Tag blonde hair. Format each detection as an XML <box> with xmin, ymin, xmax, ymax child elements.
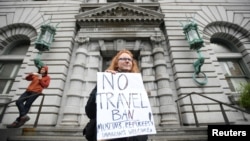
<box><xmin>106</xmin><ymin>49</ymin><xmax>139</xmax><ymax>73</ymax></box>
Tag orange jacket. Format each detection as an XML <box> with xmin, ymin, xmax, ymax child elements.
<box><xmin>26</xmin><ymin>66</ymin><xmax>50</xmax><ymax>93</ymax></box>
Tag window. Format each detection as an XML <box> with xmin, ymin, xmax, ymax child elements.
<box><xmin>0</xmin><ymin>40</ymin><xmax>29</xmax><ymax>95</ymax></box>
<box><xmin>0</xmin><ymin>62</ymin><xmax>21</xmax><ymax>94</ymax></box>
<box><xmin>219</xmin><ymin>60</ymin><xmax>249</xmax><ymax>92</ymax></box>
<box><xmin>212</xmin><ymin>43</ymin><xmax>249</xmax><ymax>92</ymax></box>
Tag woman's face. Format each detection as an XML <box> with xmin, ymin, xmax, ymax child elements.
<box><xmin>40</xmin><ymin>67</ymin><xmax>46</xmax><ymax>74</ymax></box>
<box><xmin>117</xmin><ymin>53</ymin><xmax>133</xmax><ymax>72</ymax></box>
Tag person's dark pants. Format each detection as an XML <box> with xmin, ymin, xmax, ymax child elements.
<box><xmin>15</xmin><ymin>91</ymin><xmax>39</xmax><ymax>121</ymax></box>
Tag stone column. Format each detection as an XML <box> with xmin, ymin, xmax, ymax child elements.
<box><xmin>60</xmin><ymin>37</ymin><xmax>89</xmax><ymax>126</ymax></box>
<box><xmin>140</xmin><ymin>49</ymin><xmax>163</xmax><ymax>125</ymax></box>
<box><xmin>150</xmin><ymin>35</ymin><xmax>178</xmax><ymax>125</ymax></box>
<box><xmin>78</xmin><ymin>39</ymin><xmax>102</xmax><ymax>125</ymax></box>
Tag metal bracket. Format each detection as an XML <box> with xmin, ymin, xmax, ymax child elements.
<box><xmin>192</xmin><ymin>50</ymin><xmax>207</xmax><ymax>85</ymax></box>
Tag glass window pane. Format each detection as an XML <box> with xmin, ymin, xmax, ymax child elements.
<box><xmin>0</xmin><ymin>80</ymin><xmax>14</xmax><ymax>94</ymax></box>
<box><xmin>219</xmin><ymin>62</ymin><xmax>230</xmax><ymax>76</ymax></box>
<box><xmin>220</xmin><ymin>60</ymin><xmax>249</xmax><ymax>92</ymax></box>
<box><xmin>226</xmin><ymin>61</ymin><xmax>244</xmax><ymax>76</ymax></box>
<box><xmin>0</xmin><ymin>79</ymin><xmax>7</xmax><ymax>93</ymax></box>
<box><xmin>230</xmin><ymin>78</ymin><xmax>248</xmax><ymax>92</ymax></box>
<box><xmin>0</xmin><ymin>63</ymin><xmax>20</xmax><ymax>94</ymax></box>
<box><xmin>220</xmin><ymin>60</ymin><xmax>244</xmax><ymax>76</ymax></box>
<box><xmin>0</xmin><ymin>63</ymin><xmax>20</xmax><ymax>78</ymax></box>
<box><xmin>225</xmin><ymin>77</ymin><xmax>235</xmax><ymax>92</ymax></box>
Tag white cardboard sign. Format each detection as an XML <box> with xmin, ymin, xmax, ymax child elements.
<box><xmin>96</xmin><ymin>72</ymin><xmax>156</xmax><ymax>140</ymax></box>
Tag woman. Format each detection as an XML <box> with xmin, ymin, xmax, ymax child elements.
<box><xmin>84</xmin><ymin>49</ymin><xmax>148</xmax><ymax>141</ymax></box>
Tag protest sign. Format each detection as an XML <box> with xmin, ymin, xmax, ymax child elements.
<box><xmin>96</xmin><ymin>72</ymin><xmax>156</xmax><ymax>140</ymax></box>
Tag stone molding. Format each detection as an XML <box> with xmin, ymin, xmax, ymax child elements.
<box><xmin>76</xmin><ymin>2</ymin><xmax>164</xmax><ymax>23</ymax></box>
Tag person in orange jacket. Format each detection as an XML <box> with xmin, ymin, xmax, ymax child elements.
<box><xmin>7</xmin><ymin>66</ymin><xmax>50</xmax><ymax>128</ymax></box>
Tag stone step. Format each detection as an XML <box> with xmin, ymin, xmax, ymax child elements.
<box><xmin>7</xmin><ymin>135</ymin><xmax>207</xmax><ymax>141</ymax></box>
<box><xmin>7</xmin><ymin>136</ymin><xmax>86</xmax><ymax>141</ymax></box>
<box><xmin>154</xmin><ymin>126</ymin><xmax>207</xmax><ymax>136</ymax></box>
<box><xmin>148</xmin><ymin>135</ymin><xmax>207</xmax><ymax>141</ymax></box>
<box><xmin>3</xmin><ymin>126</ymin><xmax>208</xmax><ymax>141</ymax></box>
<box><xmin>17</xmin><ymin>126</ymin><xmax>207</xmax><ymax>136</ymax></box>
<box><xmin>22</xmin><ymin>127</ymin><xmax>84</xmax><ymax>136</ymax></box>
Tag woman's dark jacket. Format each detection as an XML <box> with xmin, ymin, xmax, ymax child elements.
<box><xmin>85</xmin><ymin>85</ymin><xmax>148</xmax><ymax>141</ymax></box>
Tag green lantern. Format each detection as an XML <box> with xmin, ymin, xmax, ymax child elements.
<box><xmin>34</xmin><ymin>21</ymin><xmax>58</xmax><ymax>69</ymax></box>
<box><xmin>182</xmin><ymin>19</ymin><xmax>207</xmax><ymax>85</ymax></box>
<box><xmin>35</xmin><ymin>24</ymin><xmax>56</xmax><ymax>52</ymax></box>
<box><xmin>183</xmin><ymin>21</ymin><xmax>204</xmax><ymax>50</ymax></box>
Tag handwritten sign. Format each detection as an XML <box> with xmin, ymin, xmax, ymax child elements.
<box><xmin>96</xmin><ymin>72</ymin><xmax>156</xmax><ymax>140</ymax></box>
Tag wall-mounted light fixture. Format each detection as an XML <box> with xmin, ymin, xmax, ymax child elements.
<box><xmin>34</xmin><ymin>18</ymin><xmax>58</xmax><ymax>70</ymax></box>
<box><xmin>35</xmin><ymin>24</ymin><xmax>56</xmax><ymax>52</ymax></box>
<box><xmin>182</xmin><ymin>19</ymin><xmax>207</xmax><ymax>85</ymax></box>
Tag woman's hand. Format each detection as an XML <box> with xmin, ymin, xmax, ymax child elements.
<box><xmin>33</xmin><ymin>72</ymin><xmax>39</xmax><ymax>75</ymax></box>
<box><xmin>33</xmin><ymin>72</ymin><xmax>42</xmax><ymax>79</ymax></box>
<box><xmin>105</xmin><ymin>70</ymin><xmax>117</xmax><ymax>74</ymax></box>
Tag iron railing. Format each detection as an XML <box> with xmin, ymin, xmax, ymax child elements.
<box><xmin>175</xmin><ymin>92</ymin><xmax>250</xmax><ymax>127</ymax></box>
<box><xmin>0</xmin><ymin>93</ymin><xmax>45</xmax><ymax>128</ymax></box>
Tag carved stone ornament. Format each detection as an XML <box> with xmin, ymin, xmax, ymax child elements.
<box><xmin>150</xmin><ymin>35</ymin><xmax>165</xmax><ymax>43</ymax></box>
<box><xmin>75</xmin><ymin>2</ymin><xmax>164</xmax><ymax>23</ymax></box>
<box><xmin>75</xmin><ymin>36</ymin><xmax>90</xmax><ymax>44</ymax></box>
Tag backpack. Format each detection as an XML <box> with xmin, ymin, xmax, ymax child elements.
<box><xmin>83</xmin><ymin>118</ymin><xmax>96</xmax><ymax>141</ymax></box>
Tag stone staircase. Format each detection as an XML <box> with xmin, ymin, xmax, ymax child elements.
<box><xmin>1</xmin><ymin>126</ymin><xmax>208</xmax><ymax>141</ymax></box>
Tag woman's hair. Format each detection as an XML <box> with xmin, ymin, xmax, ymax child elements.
<box><xmin>106</xmin><ymin>49</ymin><xmax>139</xmax><ymax>73</ymax></box>
<box><xmin>38</xmin><ymin>66</ymin><xmax>48</xmax><ymax>75</ymax></box>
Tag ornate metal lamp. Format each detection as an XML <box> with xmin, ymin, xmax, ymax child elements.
<box><xmin>183</xmin><ymin>21</ymin><xmax>204</xmax><ymax>50</ymax></box>
<box><xmin>182</xmin><ymin>19</ymin><xmax>207</xmax><ymax>85</ymax></box>
<box><xmin>34</xmin><ymin>22</ymin><xmax>58</xmax><ymax>70</ymax></box>
<box><xmin>35</xmin><ymin>24</ymin><xmax>56</xmax><ymax>52</ymax></box>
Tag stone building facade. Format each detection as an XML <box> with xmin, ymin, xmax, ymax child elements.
<box><xmin>0</xmin><ymin>0</ymin><xmax>249</xmax><ymax>129</ymax></box>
